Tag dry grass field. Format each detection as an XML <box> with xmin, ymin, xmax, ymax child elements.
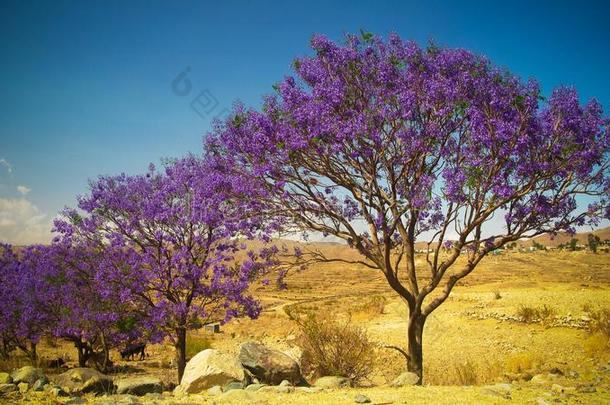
<box><xmin>4</xmin><ymin>242</ymin><xmax>610</xmax><ymax>404</ymax></box>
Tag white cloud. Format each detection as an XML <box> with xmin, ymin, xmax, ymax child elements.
<box><xmin>0</xmin><ymin>197</ymin><xmax>53</xmax><ymax>245</ymax></box>
<box><xmin>0</xmin><ymin>158</ymin><xmax>12</xmax><ymax>174</ymax></box>
<box><xmin>17</xmin><ymin>185</ymin><xmax>31</xmax><ymax>195</ymax></box>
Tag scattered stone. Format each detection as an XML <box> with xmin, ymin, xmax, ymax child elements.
<box><xmin>355</xmin><ymin>393</ymin><xmax>371</xmax><ymax>403</ymax></box>
<box><xmin>276</xmin><ymin>384</ymin><xmax>293</xmax><ymax>393</ymax></box>
<box><xmin>548</xmin><ymin>367</ymin><xmax>563</xmax><ymax>376</ymax></box>
<box><xmin>32</xmin><ymin>378</ymin><xmax>47</xmax><ymax>391</ymax></box>
<box><xmin>0</xmin><ymin>383</ymin><xmax>17</xmax><ymax>395</ymax></box>
<box><xmin>207</xmin><ymin>385</ymin><xmax>223</xmax><ymax>396</ymax></box>
<box><xmin>390</xmin><ymin>372</ymin><xmax>419</xmax><ymax>387</ymax></box>
<box><xmin>314</xmin><ymin>376</ymin><xmax>352</xmax><ymax>389</ymax></box>
<box><xmin>55</xmin><ymin>367</ymin><xmax>116</xmax><ymax>395</ymax></box>
<box><xmin>530</xmin><ymin>374</ymin><xmax>550</xmax><ymax>385</ymax></box>
<box><xmin>48</xmin><ymin>384</ymin><xmax>69</xmax><ymax>397</ymax></box>
<box><xmin>296</xmin><ymin>386</ymin><xmax>322</xmax><ymax>393</ymax></box>
<box><xmin>245</xmin><ymin>383</ymin><xmax>266</xmax><ymax>392</ymax></box>
<box><xmin>481</xmin><ymin>383</ymin><xmax>512</xmax><ymax>399</ymax></box>
<box><xmin>224</xmin><ymin>381</ymin><xmax>244</xmax><ymax>392</ymax></box>
<box><xmin>239</xmin><ymin>342</ymin><xmax>303</xmax><ymax>385</ymax></box>
<box><xmin>567</xmin><ymin>370</ymin><xmax>579</xmax><ymax>379</ymax></box>
<box><xmin>279</xmin><ymin>379</ymin><xmax>292</xmax><ymax>387</ymax></box>
<box><xmin>17</xmin><ymin>382</ymin><xmax>29</xmax><ymax>393</ymax></box>
<box><xmin>174</xmin><ymin>349</ymin><xmax>244</xmax><ymax>395</ymax></box>
<box><xmin>0</xmin><ymin>373</ymin><xmax>12</xmax><ymax>384</ymax></box>
<box><xmin>116</xmin><ymin>376</ymin><xmax>163</xmax><ymax>396</ymax></box>
<box><xmin>551</xmin><ymin>384</ymin><xmax>565</xmax><ymax>394</ymax></box>
<box><xmin>10</xmin><ymin>366</ymin><xmax>45</xmax><ymax>385</ymax></box>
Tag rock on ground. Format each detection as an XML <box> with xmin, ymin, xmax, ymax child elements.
<box><xmin>54</xmin><ymin>367</ymin><xmax>115</xmax><ymax>395</ymax></box>
<box><xmin>17</xmin><ymin>382</ymin><xmax>29</xmax><ymax>393</ymax></box>
<box><xmin>174</xmin><ymin>349</ymin><xmax>244</xmax><ymax>395</ymax></box>
<box><xmin>115</xmin><ymin>376</ymin><xmax>163</xmax><ymax>396</ymax></box>
<box><xmin>239</xmin><ymin>341</ymin><xmax>303</xmax><ymax>385</ymax></box>
<box><xmin>10</xmin><ymin>366</ymin><xmax>45</xmax><ymax>385</ymax></box>
<box><xmin>480</xmin><ymin>383</ymin><xmax>512</xmax><ymax>399</ymax></box>
<box><xmin>390</xmin><ymin>372</ymin><xmax>420</xmax><ymax>387</ymax></box>
<box><xmin>314</xmin><ymin>376</ymin><xmax>352</xmax><ymax>389</ymax></box>
<box><xmin>355</xmin><ymin>393</ymin><xmax>371</xmax><ymax>403</ymax></box>
<box><xmin>0</xmin><ymin>373</ymin><xmax>12</xmax><ymax>384</ymax></box>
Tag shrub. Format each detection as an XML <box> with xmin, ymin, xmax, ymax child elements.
<box><xmin>516</xmin><ymin>305</ymin><xmax>538</xmax><ymax>323</ymax></box>
<box><xmin>296</xmin><ymin>313</ymin><xmax>375</xmax><ymax>384</ymax></box>
<box><xmin>516</xmin><ymin>304</ymin><xmax>556</xmax><ymax>325</ymax></box>
<box><xmin>587</xmin><ymin>308</ymin><xmax>610</xmax><ymax>337</ymax></box>
<box><xmin>186</xmin><ymin>334</ymin><xmax>212</xmax><ymax>360</ymax></box>
<box><xmin>493</xmin><ymin>291</ymin><xmax>502</xmax><ymax>300</ymax></box>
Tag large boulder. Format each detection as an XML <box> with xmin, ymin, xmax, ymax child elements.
<box><xmin>54</xmin><ymin>368</ymin><xmax>115</xmax><ymax>395</ymax></box>
<box><xmin>239</xmin><ymin>342</ymin><xmax>303</xmax><ymax>385</ymax></box>
<box><xmin>10</xmin><ymin>366</ymin><xmax>45</xmax><ymax>385</ymax></box>
<box><xmin>174</xmin><ymin>349</ymin><xmax>244</xmax><ymax>395</ymax></box>
<box><xmin>115</xmin><ymin>376</ymin><xmax>163</xmax><ymax>395</ymax></box>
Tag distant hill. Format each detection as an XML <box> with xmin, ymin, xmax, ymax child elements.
<box><xmin>522</xmin><ymin>226</ymin><xmax>610</xmax><ymax>248</ymax></box>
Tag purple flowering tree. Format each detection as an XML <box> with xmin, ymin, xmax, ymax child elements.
<box><xmin>0</xmin><ymin>244</ymin><xmax>52</xmax><ymax>363</ymax></box>
<box><xmin>36</xmin><ymin>240</ymin><xmax>145</xmax><ymax>371</ymax></box>
<box><xmin>56</xmin><ymin>156</ymin><xmax>273</xmax><ymax>382</ymax></box>
<box><xmin>206</xmin><ymin>33</ymin><xmax>610</xmax><ymax>383</ymax></box>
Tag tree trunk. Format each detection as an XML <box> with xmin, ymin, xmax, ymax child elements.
<box><xmin>406</xmin><ymin>313</ymin><xmax>425</xmax><ymax>385</ymax></box>
<box><xmin>29</xmin><ymin>342</ymin><xmax>37</xmax><ymax>364</ymax></box>
<box><xmin>175</xmin><ymin>328</ymin><xmax>187</xmax><ymax>384</ymax></box>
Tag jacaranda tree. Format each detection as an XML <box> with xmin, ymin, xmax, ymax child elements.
<box><xmin>0</xmin><ymin>244</ymin><xmax>51</xmax><ymax>362</ymax></box>
<box><xmin>36</xmin><ymin>240</ymin><xmax>145</xmax><ymax>371</ymax></box>
<box><xmin>57</xmin><ymin>156</ymin><xmax>275</xmax><ymax>382</ymax></box>
<box><xmin>206</xmin><ymin>33</ymin><xmax>610</xmax><ymax>383</ymax></box>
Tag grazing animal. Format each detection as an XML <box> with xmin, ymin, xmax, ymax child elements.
<box><xmin>46</xmin><ymin>357</ymin><xmax>65</xmax><ymax>368</ymax></box>
<box><xmin>120</xmin><ymin>343</ymin><xmax>146</xmax><ymax>361</ymax></box>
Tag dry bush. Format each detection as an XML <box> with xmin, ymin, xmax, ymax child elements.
<box><xmin>375</xmin><ymin>347</ymin><xmax>405</xmax><ymax>384</ymax></box>
<box><xmin>186</xmin><ymin>334</ymin><xmax>212</xmax><ymax>360</ymax></box>
<box><xmin>427</xmin><ymin>356</ymin><xmax>501</xmax><ymax>386</ymax></box>
<box><xmin>587</xmin><ymin>308</ymin><xmax>610</xmax><ymax>337</ymax></box>
<box><xmin>516</xmin><ymin>304</ymin><xmax>556</xmax><ymax>325</ymax></box>
<box><xmin>296</xmin><ymin>313</ymin><xmax>375</xmax><ymax>385</ymax></box>
<box><xmin>493</xmin><ymin>291</ymin><xmax>502</xmax><ymax>300</ymax></box>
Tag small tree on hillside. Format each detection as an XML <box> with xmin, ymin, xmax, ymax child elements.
<box><xmin>55</xmin><ymin>156</ymin><xmax>275</xmax><ymax>383</ymax></box>
<box><xmin>207</xmin><ymin>33</ymin><xmax>610</xmax><ymax>383</ymax></box>
<box><xmin>569</xmin><ymin>238</ymin><xmax>579</xmax><ymax>251</ymax></box>
<box><xmin>588</xmin><ymin>233</ymin><xmax>601</xmax><ymax>253</ymax></box>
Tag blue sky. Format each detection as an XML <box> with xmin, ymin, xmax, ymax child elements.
<box><xmin>1</xmin><ymin>0</ymin><xmax>609</xmax><ymax>243</ymax></box>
